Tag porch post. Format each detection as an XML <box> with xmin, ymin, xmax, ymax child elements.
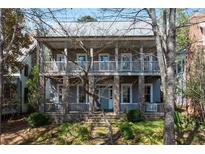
<box><xmin>39</xmin><ymin>75</ymin><xmax>45</xmax><ymax>112</ymax></box>
<box><xmin>63</xmin><ymin>76</ymin><xmax>69</xmax><ymax>114</ymax></box>
<box><xmin>114</xmin><ymin>75</ymin><xmax>120</xmax><ymax>114</ymax></box>
<box><xmin>90</xmin><ymin>48</ymin><xmax>94</xmax><ymax>72</ymax></box>
<box><xmin>64</xmin><ymin>47</ymin><xmax>68</xmax><ymax>72</ymax></box>
<box><xmin>38</xmin><ymin>41</ymin><xmax>45</xmax><ymax>112</ymax></box>
<box><xmin>115</xmin><ymin>45</ymin><xmax>119</xmax><ymax>72</ymax></box>
<box><xmin>88</xmin><ymin>75</ymin><xmax>94</xmax><ymax>113</ymax></box>
<box><xmin>140</xmin><ymin>44</ymin><xmax>144</xmax><ymax>73</ymax></box>
<box><xmin>138</xmin><ymin>75</ymin><xmax>145</xmax><ymax>114</ymax></box>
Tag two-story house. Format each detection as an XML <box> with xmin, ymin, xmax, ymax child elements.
<box><xmin>2</xmin><ymin>40</ymin><xmax>36</xmax><ymax>116</ymax></box>
<box><xmin>36</xmin><ymin>21</ymin><xmax>164</xmax><ymax>120</ymax></box>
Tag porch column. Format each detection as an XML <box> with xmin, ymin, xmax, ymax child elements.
<box><xmin>64</xmin><ymin>47</ymin><xmax>68</xmax><ymax>72</ymax></box>
<box><xmin>114</xmin><ymin>75</ymin><xmax>120</xmax><ymax>114</ymax></box>
<box><xmin>138</xmin><ymin>75</ymin><xmax>145</xmax><ymax>114</ymax></box>
<box><xmin>115</xmin><ymin>45</ymin><xmax>119</xmax><ymax>72</ymax></box>
<box><xmin>39</xmin><ymin>75</ymin><xmax>45</xmax><ymax>112</ymax></box>
<box><xmin>90</xmin><ymin>48</ymin><xmax>94</xmax><ymax>72</ymax></box>
<box><xmin>38</xmin><ymin>41</ymin><xmax>46</xmax><ymax>112</ymax></box>
<box><xmin>140</xmin><ymin>44</ymin><xmax>144</xmax><ymax>73</ymax></box>
<box><xmin>88</xmin><ymin>75</ymin><xmax>94</xmax><ymax>113</ymax></box>
<box><xmin>63</xmin><ymin>76</ymin><xmax>69</xmax><ymax>114</ymax></box>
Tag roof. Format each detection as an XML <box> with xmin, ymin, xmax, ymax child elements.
<box><xmin>43</xmin><ymin>21</ymin><xmax>153</xmax><ymax>37</ymax></box>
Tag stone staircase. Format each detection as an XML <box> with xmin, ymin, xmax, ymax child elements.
<box><xmin>86</xmin><ymin>112</ymin><xmax>126</xmax><ymax>126</ymax></box>
<box><xmin>143</xmin><ymin>112</ymin><xmax>164</xmax><ymax>120</ymax></box>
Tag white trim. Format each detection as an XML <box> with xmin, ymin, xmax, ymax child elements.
<box><xmin>120</xmin><ymin>53</ymin><xmax>132</xmax><ymax>71</ymax></box>
<box><xmin>77</xmin><ymin>84</ymin><xmax>88</xmax><ymax>104</ymax></box>
<box><xmin>144</xmin><ymin>83</ymin><xmax>153</xmax><ymax>103</ymax></box>
<box><xmin>121</xmin><ymin>83</ymin><xmax>132</xmax><ymax>104</ymax></box>
<box><xmin>98</xmin><ymin>53</ymin><xmax>110</xmax><ymax>71</ymax></box>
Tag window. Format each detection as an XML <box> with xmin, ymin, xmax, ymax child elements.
<box><xmin>77</xmin><ymin>85</ymin><xmax>87</xmax><ymax>103</ymax></box>
<box><xmin>58</xmin><ymin>84</ymin><xmax>63</xmax><ymax>103</ymax></box>
<box><xmin>121</xmin><ymin>84</ymin><xmax>132</xmax><ymax>103</ymax></box>
<box><xmin>121</xmin><ymin>53</ymin><xmax>132</xmax><ymax>71</ymax></box>
<box><xmin>77</xmin><ymin>54</ymin><xmax>87</xmax><ymax>69</ymax></box>
<box><xmin>77</xmin><ymin>54</ymin><xmax>87</xmax><ymax>61</ymax></box>
<box><xmin>24</xmin><ymin>65</ymin><xmax>29</xmax><ymax>77</ymax></box>
<box><xmin>56</xmin><ymin>54</ymin><xmax>65</xmax><ymax>62</ymax></box>
<box><xmin>176</xmin><ymin>59</ymin><xmax>184</xmax><ymax>74</ymax></box>
<box><xmin>99</xmin><ymin>54</ymin><xmax>109</xmax><ymax>70</ymax></box>
<box><xmin>145</xmin><ymin>84</ymin><xmax>153</xmax><ymax>103</ymax></box>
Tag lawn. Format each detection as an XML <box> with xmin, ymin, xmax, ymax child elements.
<box><xmin>1</xmin><ymin>118</ymin><xmax>204</xmax><ymax>145</ymax></box>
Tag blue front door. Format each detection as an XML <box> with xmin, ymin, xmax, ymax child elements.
<box><xmin>99</xmin><ymin>86</ymin><xmax>113</xmax><ymax>111</ymax></box>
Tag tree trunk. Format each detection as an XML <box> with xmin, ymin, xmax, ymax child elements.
<box><xmin>0</xmin><ymin>8</ymin><xmax>3</xmax><ymax>145</ymax></box>
<box><xmin>148</xmin><ymin>8</ymin><xmax>176</xmax><ymax>145</ymax></box>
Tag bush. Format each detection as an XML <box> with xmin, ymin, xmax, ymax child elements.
<box><xmin>76</xmin><ymin>126</ymin><xmax>90</xmax><ymax>141</ymax></box>
<box><xmin>26</xmin><ymin>112</ymin><xmax>49</xmax><ymax>127</ymax></box>
<box><xmin>127</xmin><ymin>110</ymin><xmax>142</xmax><ymax>122</ymax></box>
<box><xmin>119</xmin><ymin>122</ymin><xmax>134</xmax><ymax>140</ymax></box>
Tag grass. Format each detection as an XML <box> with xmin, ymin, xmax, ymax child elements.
<box><xmin>29</xmin><ymin>120</ymin><xmax>165</xmax><ymax>145</ymax></box>
<box><xmin>31</xmin><ymin>122</ymin><xmax>92</xmax><ymax>145</ymax></box>
<box><xmin>3</xmin><ymin>116</ymin><xmax>204</xmax><ymax>145</ymax></box>
<box><xmin>114</xmin><ymin>120</ymin><xmax>164</xmax><ymax>144</ymax></box>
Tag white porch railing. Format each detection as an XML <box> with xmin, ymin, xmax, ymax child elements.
<box><xmin>120</xmin><ymin>103</ymin><xmax>140</xmax><ymax>112</ymax></box>
<box><xmin>143</xmin><ymin>103</ymin><xmax>164</xmax><ymax>112</ymax></box>
<box><xmin>68</xmin><ymin>103</ymin><xmax>89</xmax><ymax>112</ymax></box>
<box><xmin>44</xmin><ymin>103</ymin><xmax>89</xmax><ymax>113</ymax></box>
<box><xmin>44</xmin><ymin>61</ymin><xmax>160</xmax><ymax>74</ymax></box>
<box><xmin>44</xmin><ymin>102</ymin><xmax>164</xmax><ymax>113</ymax></box>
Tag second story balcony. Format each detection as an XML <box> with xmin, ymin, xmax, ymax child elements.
<box><xmin>43</xmin><ymin>60</ymin><xmax>160</xmax><ymax>75</ymax></box>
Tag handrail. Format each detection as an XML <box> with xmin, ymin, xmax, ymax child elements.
<box><xmin>43</xmin><ymin>60</ymin><xmax>160</xmax><ymax>74</ymax></box>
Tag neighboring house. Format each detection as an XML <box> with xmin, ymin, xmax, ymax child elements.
<box><xmin>2</xmin><ymin>40</ymin><xmax>37</xmax><ymax>115</ymax></box>
<box><xmin>36</xmin><ymin>21</ymin><xmax>164</xmax><ymax>120</ymax></box>
<box><xmin>175</xmin><ymin>12</ymin><xmax>205</xmax><ymax>109</ymax></box>
<box><xmin>187</xmin><ymin>12</ymin><xmax>205</xmax><ymax>71</ymax></box>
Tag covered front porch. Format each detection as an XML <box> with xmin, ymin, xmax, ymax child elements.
<box><xmin>41</xmin><ymin>75</ymin><xmax>164</xmax><ymax>115</ymax></box>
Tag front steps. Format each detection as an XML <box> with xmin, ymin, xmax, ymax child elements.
<box><xmin>143</xmin><ymin>112</ymin><xmax>164</xmax><ymax>120</ymax></box>
<box><xmin>86</xmin><ymin>112</ymin><xmax>126</xmax><ymax>126</ymax></box>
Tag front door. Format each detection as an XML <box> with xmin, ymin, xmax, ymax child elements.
<box><xmin>98</xmin><ymin>86</ymin><xmax>113</xmax><ymax>111</ymax></box>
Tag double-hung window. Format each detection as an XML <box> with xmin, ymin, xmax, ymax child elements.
<box><xmin>77</xmin><ymin>54</ymin><xmax>87</xmax><ymax>70</ymax></box>
<box><xmin>121</xmin><ymin>53</ymin><xmax>132</xmax><ymax>71</ymax></box>
<box><xmin>121</xmin><ymin>84</ymin><xmax>132</xmax><ymax>103</ymax></box>
<box><xmin>99</xmin><ymin>54</ymin><xmax>109</xmax><ymax>71</ymax></box>
<box><xmin>77</xmin><ymin>85</ymin><xmax>87</xmax><ymax>103</ymax></box>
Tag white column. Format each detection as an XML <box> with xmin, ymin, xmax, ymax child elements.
<box><xmin>90</xmin><ymin>48</ymin><xmax>94</xmax><ymax>71</ymax></box>
<box><xmin>140</xmin><ymin>44</ymin><xmax>144</xmax><ymax>72</ymax></box>
<box><xmin>115</xmin><ymin>46</ymin><xmax>119</xmax><ymax>72</ymax></box>
<box><xmin>64</xmin><ymin>47</ymin><xmax>68</xmax><ymax>72</ymax></box>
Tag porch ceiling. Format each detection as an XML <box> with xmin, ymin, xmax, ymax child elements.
<box><xmin>37</xmin><ymin>36</ymin><xmax>156</xmax><ymax>50</ymax></box>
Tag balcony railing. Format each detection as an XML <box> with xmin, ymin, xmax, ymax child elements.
<box><xmin>44</xmin><ymin>61</ymin><xmax>160</xmax><ymax>74</ymax></box>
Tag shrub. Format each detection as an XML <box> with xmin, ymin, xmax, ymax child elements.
<box><xmin>119</xmin><ymin>122</ymin><xmax>134</xmax><ymax>140</ymax></box>
<box><xmin>26</xmin><ymin>112</ymin><xmax>49</xmax><ymax>127</ymax></box>
<box><xmin>76</xmin><ymin>125</ymin><xmax>90</xmax><ymax>141</ymax></box>
<box><xmin>127</xmin><ymin>110</ymin><xmax>142</xmax><ymax>122</ymax></box>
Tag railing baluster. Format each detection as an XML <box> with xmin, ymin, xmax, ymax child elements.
<box><xmin>44</xmin><ymin>60</ymin><xmax>160</xmax><ymax>74</ymax></box>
